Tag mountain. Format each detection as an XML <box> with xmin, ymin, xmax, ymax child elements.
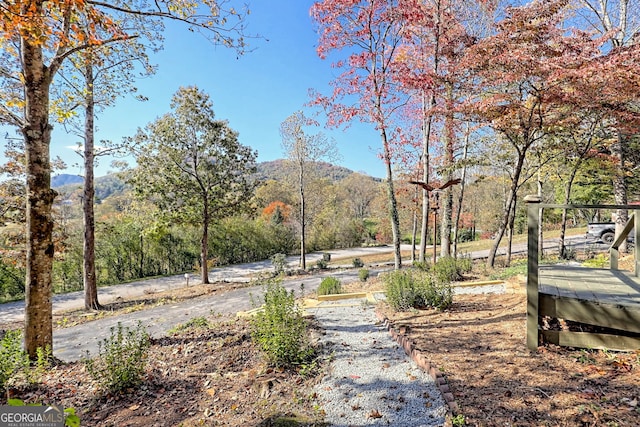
<box><xmin>256</xmin><ymin>160</ymin><xmax>357</xmax><ymax>182</ymax></box>
<box><xmin>52</xmin><ymin>159</ymin><xmax>370</xmax><ymax>203</ymax></box>
<box><xmin>52</xmin><ymin>174</ymin><xmax>83</xmax><ymax>187</ymax></box>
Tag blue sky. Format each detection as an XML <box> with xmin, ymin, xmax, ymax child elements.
<box><xmin>42</xmin><ymin>0</ymin><xmax>386</xmax><ymax>179</ymax></box>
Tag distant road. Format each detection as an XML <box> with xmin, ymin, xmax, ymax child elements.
<box><xmin>0</xmin><ymin>235</ymin><xmax>600</xmax><ymax>326</ymax></box>
<box><xmin>1</xmin><ymin>235</ymin><xmax>603</xmax><ymax>360</ymax></box>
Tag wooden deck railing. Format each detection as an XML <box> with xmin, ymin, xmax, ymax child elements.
<box><xmin>609</xmin><ymin>213</ymin><xmax>639</xmax><ymax>276</ymax></box>
<box><xmin>524</xmin><ymin>196</ymin><xmax>640</xmax><ymax>350</ymax></box>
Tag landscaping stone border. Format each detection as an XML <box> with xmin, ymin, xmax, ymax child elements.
<box><xmin>375</xmin><ymin>308</ymin><xmax>459</xmax><ymax>426</ymax></box>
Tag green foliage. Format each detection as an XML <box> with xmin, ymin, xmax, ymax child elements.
<box><xmin>488</xmin><ymin>259</ymin><xmax>528</xmax><ymax>280</ymax></box>
<box><xmin>412</xmin><ymin>260</ymin><xmax>431</xmax><ymax>271</ymax></box>
<box><xmin>315</xmin><ymin>258</ymin><xmax>328</xmax><ymax>270</ymax></box>
<box><xmin>250</xmin><ymin>279</ymin><xmax>314</xmax><ymax>368</ymax></box>
<box><xmin>0</xmin><ymin>260</ymin><xmax>25</xmax><ymax>303</ymax></box>
<box><xmin>84</xmin><ymin>322</ymin><xmax>150</xmax><ymax>393</ymax></box>
<box><xmin>383</xmin><ymin>270</ymin><xmax>452</xmax><ymax>311</ymax></box>
<box><xmin>169</xmin><ymin>316</ymin><xmax>211</xmax><ymax>334</ymax></box>
<box><xmin>432</xmin><ymin>256</ymin><xmax>472</xmax><ymax>283</ymax></box>
<box><xmin>317</xmin><ymin>276</ymin><xmax>342</xmax><ymax>296</ymax></box>
<box><xmin>358</xmin><ymin>268</ymin><xmax>370</xmax><ymax>282</ymax></box>
<box><xmin>352</xmin><ymin>257</ymin><xmax>364</xmax><ymax>268</ymax></box>
<box><xmin>96</xmin><ymin>219</ymin><xmax>199</xmax><ymax>286</ymax></box>
<box><xmin>271</xmin><ymin>253</ymin><xmax>288</xmax><ymax>275</ymax></box>
<box><xmin>0</xmin><ymin>330</ymin><xmax>29</xmax><ymax>392</ymax></box>
<box><xmin>451</xmin><ymin>414</ymin><xmax>466</xmax><ymax>426</ymax></box>
<box><xmin>457</xmin><ymin>229</ymin><xmax>476</xmax><ymax>242</ymax></box>
<box><xmin>210</xmin><ymin>217</ymin><xmax>297</xmax><ymax>266</ymax></box>
<box><xmin>582</xmin><ymin>253</ymin><xmax>609</xmax><ymax>268</ymax></box>
<box><xmin>129</xmin><ymin>87</ymin><xmax>257</xmax><ymax>226</ymax></box>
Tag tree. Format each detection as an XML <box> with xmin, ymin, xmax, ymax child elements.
<box><xmin>311</xmin><ymin>0</ymin><xmax>410</xmax><ymax>269</ymax></box>
<box><xmin>279</xmin><ymin>110</ymin><xmax>337</xmax><ymax>270</ymax></box>
<box><xmin>129</xmin><ymin>86</ymin><xmax>257</xmax><ymax>284</ymax></box>
<box><xmin>0</xmin><ymin>0</ymin><xmax>251</xmax><ymax>358</ymax></box>
<box><xmin>55</xmin><ymin>26</ymin><xmax>156</xmax><ymax>310</ymax></box>
<box><xmin>462</xmin><ymin>0</ymin><xmax>603</xmax><ymax>267</ymax></box>
<box><xmin>565</xmin><ymin>0</ymin><xmax>640</xmax><ymax>250</ymax></box>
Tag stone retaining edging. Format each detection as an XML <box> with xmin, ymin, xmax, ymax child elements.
<box><xmin>375</xmin><ymin>308</ymin><xmax>459</xmax><ymax>426</ymax></box>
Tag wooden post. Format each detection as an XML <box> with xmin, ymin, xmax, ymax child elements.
<box><xmin>524</xmin><ymin>195</ymin><xmax>541</xmax><ymax>351</ymax></box>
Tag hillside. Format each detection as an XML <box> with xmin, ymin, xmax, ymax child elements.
<box><xmin>52</xmin><ymin>160</ymin><xmax>370</xmax><ymax>202</ymax></box>
<box><xmin>51</xmin><ymin>174</ymin><xmax>83</xmax><ymax>187</ymax></box>
<box><xmin>255</xmin><ymin>160</ymin><xmax>358</xmax><ymax>182</ymax></box>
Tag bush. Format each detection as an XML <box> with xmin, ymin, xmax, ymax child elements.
<box><xmin>352</xmin><ymin>258</ymin><xmax>364</xmax><ymax>268</ymax></box>
<box><xmin>0</xmin><ymin>330</ymin><xmax>29</xmax><ymax>392</ymax></box>
<box><xmin>432</xmin><ymin>256</ymin><xmax>471</xmax><ymax>283</ymax></box>
<box><xmin>316</xmin><ymin>259</ymin><xmax>328</xmax><ymax>270</ymax></box>
<box><xmin>271</xmin><ymin>253</ymin><xmax>288</xmax><ymax>275</ymax></box>
<box><xmin>412</xmin><ymin>260</ymin><xmax>430</xmax><ymax>271</ymax></box>
<box><xmin>317</xmin><ymin>277</ymin><xmax>342</xmax><ymax>296</ymax></box>
<box><xmin>250</xmin><ymin>279</ymin><xmax>313</xmax><ymax>368</ymax></box>
<box><xmin>84</xmin><ymin>322</ymin><xmax>150</xmax><ymax>393</ymax></box>
<box><xmin>383</xmin><ymin>270</ymin><xmax>452</xmax><ymax>311</ymax></box>
<box><xmin>359</xmin><ymin>268</ymin><xmax>370</xmax><ymax>282</ymax></box>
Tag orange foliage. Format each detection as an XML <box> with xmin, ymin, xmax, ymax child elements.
<box><xmin>0</xmin><ymin>1</ymin><xmax>124</xmax><ymax>49</ymax></box>
<box><xmin>262</xmin><ymin>201</ymin><xmax>292</xmax><ymax>222</ymax></box>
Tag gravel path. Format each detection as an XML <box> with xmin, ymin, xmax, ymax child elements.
<box><xmin>309</xmin><ymin>303</ymin><xmax>448</xmax><ymax>426</ymax></box>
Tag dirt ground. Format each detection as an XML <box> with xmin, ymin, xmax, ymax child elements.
<box><xmin>3</xmin><ymin>268</ymin><xmax>640</xmax><ymax>426</ymax></box>
<box><xmin>377</xmin><ymin>276</ymin><xmax>640</xmax><ymax>427</ymax></box>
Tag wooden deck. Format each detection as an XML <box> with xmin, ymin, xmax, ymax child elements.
<box><xmin>538</xmin><ymin>265</ymin><xmax>640</xmax><ymax>350</ymax></box>
<box><xmin>525</xmin><ymin>197</ymin><xmax>640</xmax><ymax>351</ymax></box>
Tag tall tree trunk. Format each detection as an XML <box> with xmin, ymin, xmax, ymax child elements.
<box><xmin>440</xmin><ymin>83</ymin><xmax>456</xmax><ymax>258</ymax></box>
<box><xmin>381</xmin><ymin>127</ymin><xmax>402</xmax><ymax>269</ymax></box>
<box><xmin>83</xmin><ymin>62</ymin><xmax>101</xmax><ymax>310</ymax></box>
<box><xmin>452</xmin><ymin>127</ymin><xmax>470</xmax><ymax>257</ymax></box>
<box><xmin>22</xmin><ymin>32</ymin><xmax>56</xmax><ymax>359</ymax></box>
<box><xmin>201</xmin><ymin>203</ymin><xmax>210</xmax><ymax>284</ymax></box>
<box><xmin>411</xmin><ymin>185</ymin><xmax>419</xmax><ymax>263</ymax></box>
<box><xmin>419</xmin><ymin>91</ymin><xmax>435</xmax><ymax>262</ymax></box>
<box><xmin>487</xmin><ymin>151</ymin><xmax>526</xmax><ymax>268</ymax></box>
<box><xmin>299</xmin><ymin>159</ymin><xmax>306</xmax><ymax>270</ymax></box>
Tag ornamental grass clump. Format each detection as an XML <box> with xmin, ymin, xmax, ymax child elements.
<box><xmin>250</xmin><ymin>279</ymin><xmax>314</xmax><ymax>368</ymax></box>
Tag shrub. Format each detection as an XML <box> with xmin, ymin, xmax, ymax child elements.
<box><xmin>358</xmin><ymin>268</ymin><xmax>370</xmax><ymax>282</ymax></box>
<box><xmin>412</xmin><ymin>260</ymin><xmax>430</xmax><ymax>271</ymax></box>
<box><xmin>169</xmin><ymin>316</ymin><xmax>211</xmax><ymax>334</ymax></box>
<box><xmin>352</xmin><ymin>258</ymin><xmax>364</xmax><ymax>268</ymax></box>
<box><xmin>271</xmin><ymin>253</ymin><xmax>288</xmax><ymax>275</ymax></box>
<box><xmin>432</xmin><ymin>256</ymin><xmax>461</xmax><ymax>283</ymax></box>
<box><xmin>432</xmin><ymin>255</ymin><xmax>471</xmax><ymax>283</ymax></box>
<box><xmin>317</xmin><ymin>277</ymin><xmax>342</xmax><ymax>296</ymax></box>
<box><xmin>316</xmin><ymin>259</ymin><xmax>328</xmax><ymax>270</ymax></box>
<box><xmin>250</xmin><ymin>279</ymin><xmax>313</xmax><ymax>368</ymax></box>
<box><xmin>0</xmin><ymin>330</ymin><xmax>29</xmax><ymax>392</ymax></box>
<box><xmin>383</xmin><ymin>270</ymin><xmax>452</xmax><ymax>311</ymax></box>
<box><xmin>383</xmin><ymin>270</ymin><xmax>417</xmax><ymax>311</ymax></box>
<box><xmin>84</xmin><ymin>322</ymin><xmax>150</xmax><ymax>393</ymax></box>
